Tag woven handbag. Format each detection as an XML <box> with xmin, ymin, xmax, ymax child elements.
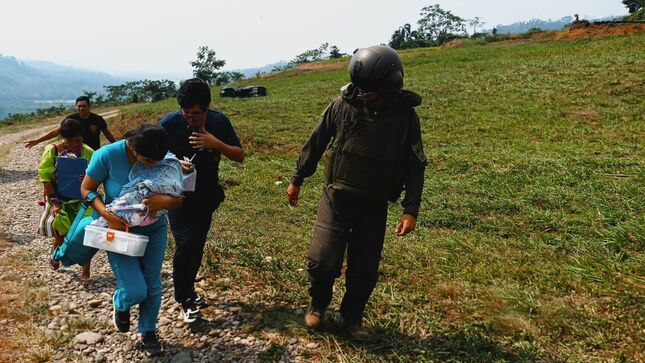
<box><xmin>37</xmin><ymin>201</ymin><xmax>56</xmax><ymax>238</ymax></box>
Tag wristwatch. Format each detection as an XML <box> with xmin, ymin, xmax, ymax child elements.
<box><xmin>86</xmin><ymin>191</ymin><xmax>99</xmax><ymax>201</ymax></box>
<box><xmin>83</xmin><ymin>191</ymin><xmax>100</xmax><ymax>208</ymax></box>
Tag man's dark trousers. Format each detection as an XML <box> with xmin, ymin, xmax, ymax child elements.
<box><xmin>307</xmin><ymin>185</ymin><xmax>388</xmax><ymax>324</ymax></box>
<box><xmin>169</xmin><ymin>204</ymin><xmax>214</xmax><ymax>304</ymax></box>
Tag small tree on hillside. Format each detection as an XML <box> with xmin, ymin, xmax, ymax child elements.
<box><xmin>216</xmin><ymin>71</ymin><xmax>245</xmax><ymax>86</ymax></box>
<box><xmin>82</xmin><ymin>90</ymin><xmax>97</xmax><ymax>102</ymax></box>
<box><xmin>622</xmin><ymin>0</ymin><xmax>645</xmax><ymax>13</ymax></box>
<box><xmin>417</xmin><ymin>4</ymin><xmax>466</xmax><ymax>45</ymax></box>
<box><xmin>141</xmin><ymin>80</ymin><xmax>177</xmax><ymax>102</ymax></box>
<box><xmin>389</xmin><ymin>23</ymin><xmax>426</xmax><ymax>49</ymax></box>
<box><xmin>271</xmin><ymin>43</ymin><xmax>348</xmax><ymax>72</ymax></box>
<box><xmin>190</xmin><ymin>46</ymin><xmax>226</xmax><ymax>85</ymax></box>
<box><xmin>329</xmin><ymin>45</ymin><xmax>346</xmax><ymax>59</ymax></box>
<box><xmin>389</xmin><ymin>23</ymin><xmax>409</xmax><ymax>49</ymax></box>
<box><xmin>469</xmin><ymin>17</ymin><xmax>485</xmax><ymax>35</ymax></box>
<box><xmin>104</xmin><ymin>80</ymin><xmax>176</xmax><ymax>104</ymax></box>
<box><xmin>287</xmin><ymin>43</ymin><xmax>330</xmax><ymax>67</ymax></box>
<box><xmin>229</xmin><ymin>71</ymin><xmax>245</xmax><ymax>83</ymax></box>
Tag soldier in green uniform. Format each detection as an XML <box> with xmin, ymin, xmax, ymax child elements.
<box><xmin>287</xmin><ymin>45</ymin><xmax>426</xmax><ymax>338</ymax></box>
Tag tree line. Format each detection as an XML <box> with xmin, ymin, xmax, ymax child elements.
<box><xmin>85</xmin><ymin>79</ymin><xmax>177</xmax><ymax>106</ymax></box>
<box><xmin>388</xmin><ymin>4</ymin><xmax>481</xmax><ymax>50</ymax></box>
<box><xmin>271</xmin><ymin>43</ymin><xmax>346</xmax><ymax>72</ymax></box>
<box><xmin>86</xmin><ymin>46</ymin><xmax>245</xmax><ymax>107</ymax></box>
<box><xmin>387</xmin><ymin>1</ymin><xmax>643</xmax><ymax>50</ymax></box>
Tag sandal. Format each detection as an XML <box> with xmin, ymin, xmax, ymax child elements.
<box><xmin>81</xmin><ymin>264</ymin><xmax>91</xmax><ymax>287</ymax></box>
<box><xmin>50</xmin><ymin>258</ymin><xmax>60</xmax><ymax>271</ymax></box>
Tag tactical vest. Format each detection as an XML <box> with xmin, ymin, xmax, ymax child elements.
<box><xmin>325</xmin><ymin>101</ymin><xmax>411</xmax><ymax>201</ymax></box>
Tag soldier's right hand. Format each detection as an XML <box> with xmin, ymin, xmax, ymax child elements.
<box><xmin>395</xmin><ymin>214</ymin><xmax>417</xmax><ymax>236</ymax></box>
<box><xmin>287</xmin><ymin>183</ymin><xmax>300</xmax><ymax>206</ymax></box>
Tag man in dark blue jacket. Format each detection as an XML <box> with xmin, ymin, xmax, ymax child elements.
<box><xmin>160</xmin><ymin>78</ymin><xmax>244</xmax><ymax>323</ymax></box>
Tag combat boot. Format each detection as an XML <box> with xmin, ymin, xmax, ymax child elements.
<box><xmin>345</xmin><ymin>322</ymin><xmax>369</xmax><ymax>340</ymax></box>
<box><xmin>304</xmin><ymin>305</ymin><xmax>326</xmax><ymax>329</ymax></box>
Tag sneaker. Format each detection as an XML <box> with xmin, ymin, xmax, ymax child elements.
<box><xmin>345</xmin><ymin>322</ymin><xmax>369</xmax><ymax>340</ymax></box>
<box><xmin>179</xmin><ymin>299</ymin><xmax>201</xmax><ymax>323</ymax></box>
<box><xmin>194</xmin><ymin>293</ymin><xmax>208</xmax><ymax>309</ymax></box>
<box><xmin>112</xmin><ymin>293</ymin><xmax>130</xmax><ymax>333</ymax></box>
<box><xmin>140</xmin><ymin>331</ymin><xmax>164</xmax><ymax>357</ymax></box>
<box><xmin>304</xmin><ymin>305</ymin><xmax>326</xmax><ymax>329</ymax></box>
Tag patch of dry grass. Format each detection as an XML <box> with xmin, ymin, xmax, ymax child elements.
<box><xmin>0</xmin><ymin>240</ymin><xmax>54</xmax><ymax>362</ymax></box>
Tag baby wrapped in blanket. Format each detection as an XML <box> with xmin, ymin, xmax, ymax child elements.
<box><xmin>93</xmin><ymin>153</ymin><xmax>183</xmax><ymax>227</ymax></box>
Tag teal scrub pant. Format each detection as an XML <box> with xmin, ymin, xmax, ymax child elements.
<box><xmin>108</xmin><ymin>220</ymin><xmax>167</xmax><ymax>333</ymax></box>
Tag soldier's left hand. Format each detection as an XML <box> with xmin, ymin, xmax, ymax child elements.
<box><xmin>395</xmin><ymin>214</ymin><xmax>416</xmax><ymax>236</ymax></box>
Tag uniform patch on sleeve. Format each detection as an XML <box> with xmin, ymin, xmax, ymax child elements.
<box><xmin>412</xmin><ymin>142</ymin><xmax>427</xmax><ymax>163</ymax></box>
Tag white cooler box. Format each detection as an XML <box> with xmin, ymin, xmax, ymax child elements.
<box><xmin>83</xmin><ymin>225</ymin><xmax>149</xmax><ymax>256</ymax></box>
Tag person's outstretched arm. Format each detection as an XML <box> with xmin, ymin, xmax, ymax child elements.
<box><xmin>24</xmin><ymin>127</ymin><xmax>60</xmax><ymax>148</ymax></box>
<box><xmin>102</xmin><ymin>128</ymin><xmax>116</xmax><ymax>143</ymax></box>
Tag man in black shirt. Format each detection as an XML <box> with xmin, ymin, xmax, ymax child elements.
<box><xmin>160</xmin><ymin>78</ymin><xmax>244</xmax><ymax>323</ymax></box>
<box><xmin>24</xmin><ymin>96</ymin><xmax>116</xmax><ymax>150</ymax></box>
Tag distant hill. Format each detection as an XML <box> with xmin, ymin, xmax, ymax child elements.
<box><xmin>114</xmin><ymin>71</ymin><xmax>191</xmax><ymax>84</ymax></box>
<box><xmin>488</xmin><ymin>16</ymin><xmax>622</xmax><ymax>34</ymax></box>
<box><xmin>231</xmin><ymin>61</ymin><xmax>289</xmax><ymax>78</ymax></box>
<box><xmin>0</xmin><ymin>56</ymin><xmax>124</xmax><ymax>119</ymax></box>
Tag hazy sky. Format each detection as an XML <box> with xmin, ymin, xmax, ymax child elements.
<box><xmin>0</xmin><ymin>0</ymin><xmax>626</xmax><ymax>77</ymax></box>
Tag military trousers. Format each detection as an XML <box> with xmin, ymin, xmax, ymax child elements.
<box><xmin>307</xmin><ymin>185</ymin><xmax>388</xmax><ymax>324</ymax></box>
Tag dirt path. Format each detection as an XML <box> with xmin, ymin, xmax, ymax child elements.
<box><xmin>0</xmin><ymin>117</ymin><xmax>304</xmax><ymax>362</ymax></box>
<box><xmin>0</xmin><ymin>110</ymin><xmax>121</xmax><ymax>146</ymax></box>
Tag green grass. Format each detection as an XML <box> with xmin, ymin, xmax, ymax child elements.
<box><xmin>108</xmin><ymin>34</ymin><xmax>645</xmax><ymax>361</ymax></box>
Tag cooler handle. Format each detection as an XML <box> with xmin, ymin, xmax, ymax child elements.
<box><xmin>105</xmin><ymin>224</ymin><xmax>130</xmax><ymax>243</ymax></box>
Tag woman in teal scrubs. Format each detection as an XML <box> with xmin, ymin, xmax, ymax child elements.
<box><xmin>80</xmin><ymin>124</ymin><xmax>183</xmax><ymax>357</ymax></box>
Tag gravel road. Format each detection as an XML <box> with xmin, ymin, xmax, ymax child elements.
<box><xmin>0</xmin><ymin>118</ymin><xmax>308</xmax><ymax>362</ymax></box>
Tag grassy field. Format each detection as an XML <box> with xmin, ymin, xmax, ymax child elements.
<box><xmin>71</xmin><ymin>34</ymin><xmax>645</xmax><ymax>361</ymax></box>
